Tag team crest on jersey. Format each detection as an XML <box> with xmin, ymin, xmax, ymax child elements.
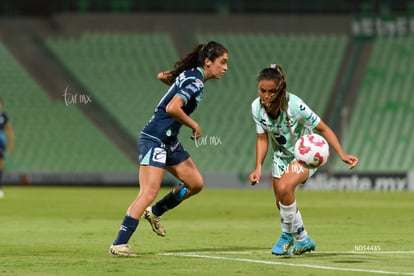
<box><xmin>285</xmin><ymin>117</ymin><xmax>295</xmax><ymax>127</ymax></box>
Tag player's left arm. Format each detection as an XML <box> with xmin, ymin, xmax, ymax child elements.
<box><xmin>315</xmin><ymin>120</ymin><xmax>358</xmax><ymax>169</ymax></box>
<box><xmin>5</xmin><ymin>122</ymin><xmax>14</xmax><ymax>152</ymax></box>
<box><xmin>166</xmin><ymin>96</ymin><xmax>202</xmax><ymax>140</ymax></box>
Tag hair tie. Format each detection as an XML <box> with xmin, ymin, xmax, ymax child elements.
<box><xmin>270</xmin><ymin>64</ymin><xmax>277</xmax><ymax>69</ymax></box>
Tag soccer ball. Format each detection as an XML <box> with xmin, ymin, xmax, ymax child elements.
<box><xmin>294</xmin><ymin>133</ymin><xmax>329</xmax><ymax>169</ymax></box>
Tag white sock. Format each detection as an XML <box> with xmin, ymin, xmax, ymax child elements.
<box><xmin>279</xmin><ymin>201</ymin><xmax>296</xmax><ymax>234</ymax></box>
<box><xmin>293</xmin><ymin>210</ymin><xmax>308</xmax><ymax>241</ymax></box>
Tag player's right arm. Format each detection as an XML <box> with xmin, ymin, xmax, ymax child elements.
<box><xmin>249</xmin><ymin>132</ymin><xmax>268</xmax><ymax>185</ymax></box>
<box><xmin>157</xmin><ymin>71</ymin><xmax>173</xmax><ymax>86</ymax></box>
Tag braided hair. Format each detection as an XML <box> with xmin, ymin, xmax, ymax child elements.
<box><xmin>166</xmin><ymin>41</ymin><xmax>228</xmax><ymax>84</ymax></box>
<box><xmin>257</xmin><ymin>64</ymin><xmax>288</xmax><ymax>119</ymax></box>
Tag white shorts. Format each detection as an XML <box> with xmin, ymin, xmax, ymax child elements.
<box><xmin>272</xmin><ymin>154</ymin><xmax>317</xmax><ymax>181</ymax></box>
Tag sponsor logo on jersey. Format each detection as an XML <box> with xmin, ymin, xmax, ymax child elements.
<box><xmin>187</xmin><ymin>84</ymin><xmax>198</xmax><ymax>93</ymax></box>
<box><xmin>152</xmin><ymin>147</ymin><xmax>166</xmax><ymax>164</ymax></box>
<box><xmin>194</xmin><ymin>79</ymin><xmax>204</xmax><ymax>89</ymax></box>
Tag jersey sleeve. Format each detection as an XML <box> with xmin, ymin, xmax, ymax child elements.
<box><xmin>176</xmin><ymin>77</ymin><xmax>204</xmax><ymax>105</ymax></box>
<box><xmin>251</xmin><ymin>98</ymin><xmax>265</xmax><ymax>134</ymax></box>
<box><xmin>291</xmin><ymin>95</ymin><xmax>320</xmax><ymax>129</ymax></box>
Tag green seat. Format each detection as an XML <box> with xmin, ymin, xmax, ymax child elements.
<box><xmin>0</xmin><ymin>42</ymin><xmax>135</xmax><ymax>173</ymax></box>
<box><xmin>178</xmin><ymin>33</ymin><xmax>348</xmax><ymax>173</ymax></box>
<box><xmin>46</xmin><ymin>32</ymin><xmax>177</xmax><ymax>139</ymax></box>
<box><xmin>332</xmin><ymin>36</ymin><xmax>414</xmax><ymax>172</ymax></box>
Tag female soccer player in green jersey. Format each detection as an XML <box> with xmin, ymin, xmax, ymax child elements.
<box><xmin>249</xmin><ymin>64</ymin><xmax>358</xmax><ymax>255</ymax></box>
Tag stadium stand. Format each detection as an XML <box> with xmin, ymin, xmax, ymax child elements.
<box><xmin>0</xmin><ymin>42</ymin><xmax>135</xmax><ymax>173</ymax></box>
<box><xmin>332</xmin><ymin>36</ymin><xmax>414</xmax><ymax>172</ymax></box>
<box><xmin>45</xmin><ymin>33</ymin><xmax>177</xmax><ymax>139</ymax></box>
<box><xmin>43</xmin><ymin>32</ymin><xmax>348</xmax><ymax>173</ymax></box>
<box><xmin>182</xmin><ymin>33</ymin><xmax>348</xmax><ymax>173</ymax></box>
<box><xmin>0</xmin><ymin>9</ymin><xmax>411</xmax><ymax>188</ymax></box>
<box><xmin>7</xmin><ymin>13</ymin><xmax>411</xmax><ymax>175</ymax></box>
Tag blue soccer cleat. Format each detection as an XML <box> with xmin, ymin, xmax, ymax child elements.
<box><xmin>271</xmin><ymin>232</ymin><xmax>294</xmax><ymax>255</ymax></box>
<box><xmin>292</xmin><ymin>236</ymin><xmax>316</xmax><ymax>255</ymax></box>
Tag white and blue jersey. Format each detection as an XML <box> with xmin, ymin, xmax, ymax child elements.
<box><xmin>141</xmin><ymin>67</ymin><xmax>204</xmax><ymax>145</ymax></box>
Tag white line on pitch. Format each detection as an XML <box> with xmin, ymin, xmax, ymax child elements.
<box><xmin>159</xmin><ymin>251</ymin><xmax>414</xmax><ymax>275</ymax></box>
<box><xmin>323</xmin><ymin>251</ymin><xmax>414</xmax><ymax>254</ymax></box>
<box><xmin>162</xmin><ymin>250</ymin><xmax>414</xmax><ymax>255</ymax></box>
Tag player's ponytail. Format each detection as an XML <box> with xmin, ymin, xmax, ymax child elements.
<box><xmin>167</xmin><ymin>41</ymin><xmax>228</xmax><ymax>83</ymax></box>
<box><xmin>258</xmin><ymin>64</ymin><xmax>288</xmax><ymax>119</ymax></box>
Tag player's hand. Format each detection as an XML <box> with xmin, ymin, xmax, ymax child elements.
<box><xmin>342</xmin><ymin>154</ymin><xmax>359</xmax><ymax>170</ymax></box>
<box><xmin>249</xmin><ymin>170</ymin><xmax>261</xmax><ymax>185</ymax></box>
<box><xmin>157</xmin><ymin>70</ymin><xmax>172</xmax><ymax>86</ymax></box>
<box><xmin>191</xmin><ymin>125</ymin><xmax>202</xmax><ymax>141</ymax></box>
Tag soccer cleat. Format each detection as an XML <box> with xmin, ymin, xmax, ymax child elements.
<box><xmin>109</xmin><ymin>244</ymin><xmax>138</xmax><ymax>256</ymax></box>
<box><xmin>144</xmin><ymin>206</ymin><xmax>166</xmax><ymax>237</ymax></box>
<box><xmin>271</xmin><ymin>232</ymin><xmax>294</xmax><ymax>255</ymax></box>
<box><xmin>292</xmin><ymin>236</ymin><xmax>316</xmax><ymax>255</ymax></box>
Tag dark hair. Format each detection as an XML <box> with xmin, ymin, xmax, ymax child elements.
<box><xmin>257</xmin><ymin>64</ymin><xmax>287</xmax><ymax>119</ymax></box>
<box><xmin>167</xmin><ymin>41</ymin><xmax>228</xmax><ymax>83</ymax></box>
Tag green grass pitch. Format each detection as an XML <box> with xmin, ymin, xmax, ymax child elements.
<box><xmin>0</xmin><ymin>186</ymin><xmax>413</xmax><ymax>275</ymax></box>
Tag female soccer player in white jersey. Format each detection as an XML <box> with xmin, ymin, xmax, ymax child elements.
<box><xmin>110</xmin><ymin>41</ymin><xmax>229</xmax><ymax>256</ymax></box>
<box><xmin>249</xmin><ymin>65</ymin><xmax>358</xmax><ymax>255</ymax></box>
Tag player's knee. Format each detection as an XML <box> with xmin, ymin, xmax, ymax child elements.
<box><xmin>139</xmin><ymin>190</ymin><xmax>159</xmax><ymax>205</ymax></box>
<box><xmin>187</xmin><ymin>176</ymin><xmax>204</xmax><ymax>195</ymax></box>
<box><xmin>192</xmin><ymin>183</ymin><xmax>204</xmax><ymax>194</ymax></box>
<box><xmin>275</xmin><ymin>181</ymin><xmax>292</xmax><ymax>200</ymax></box>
